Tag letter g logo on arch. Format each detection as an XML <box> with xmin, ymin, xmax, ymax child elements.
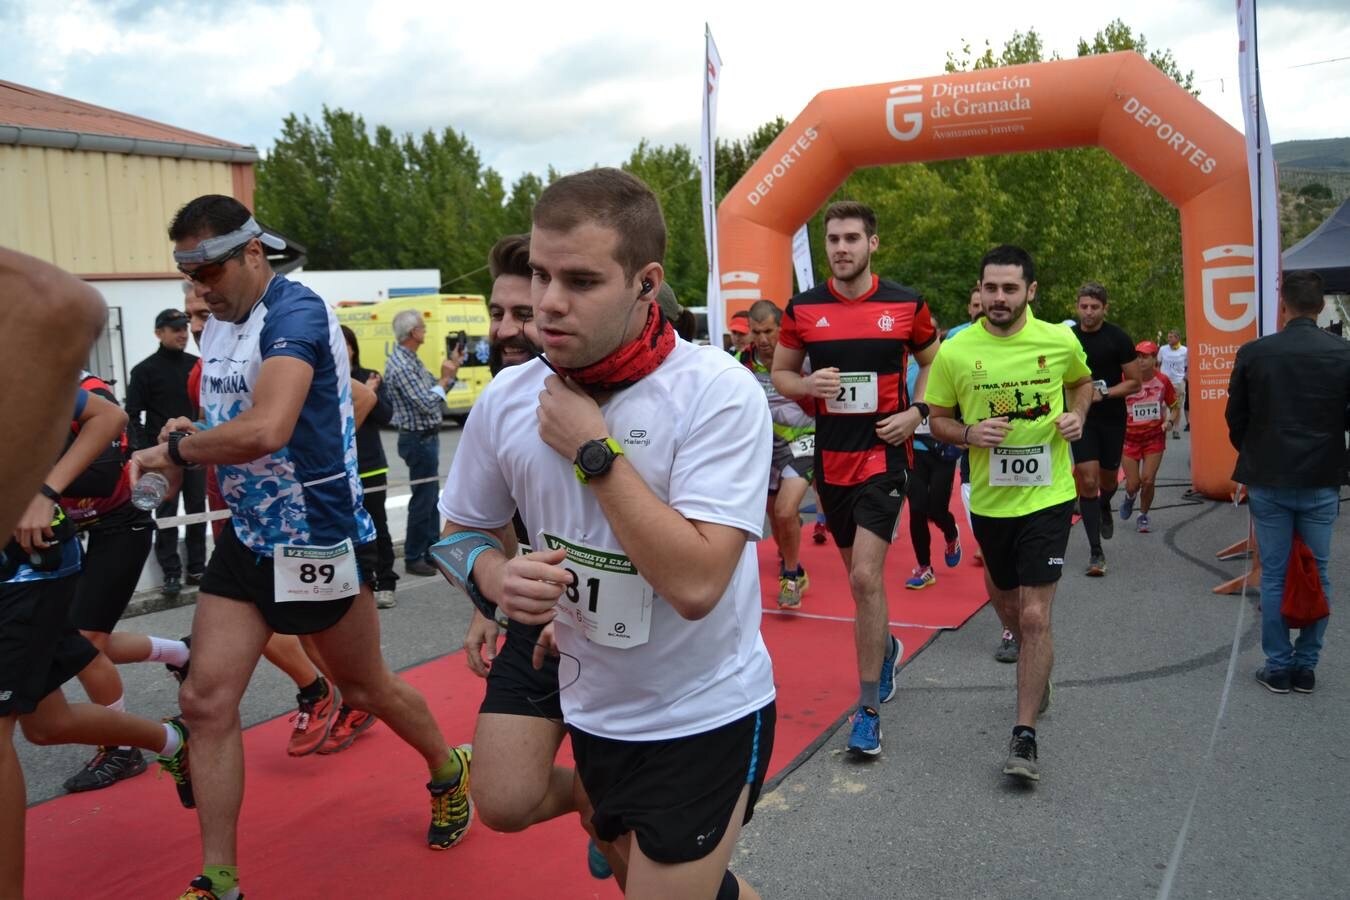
<box><xmin>1200</xmin><ymin>245</ymin><xmax>1257</xmax><ymax>333</ymax></box>
<box><xmin>886</xmin><ymin>84</ymin><xmax>924</xmax><ymax>142</ymax></box>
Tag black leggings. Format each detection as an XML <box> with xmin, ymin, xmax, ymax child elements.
<box><xmin>361</xmin><ymin>472</ymin><xmax>400</xmax><ymax>592</ymax></box>
<box><xmin>906</xmin><ymin>447</ymin><xmax>959</xmax><ymax>567</ymax></box>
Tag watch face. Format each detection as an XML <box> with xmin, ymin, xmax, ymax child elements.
<box><xmin>579</xmin><ymin>442</ymin><xmax>610</xmax><ymax>473</ymax></box>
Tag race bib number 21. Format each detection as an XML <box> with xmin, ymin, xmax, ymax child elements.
<box><xmin>825</xmin><ymin>372</ymin><xmax>879</xmax><ymax>414</ymax></box>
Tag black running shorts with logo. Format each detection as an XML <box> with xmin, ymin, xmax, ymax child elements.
<box><xmin>570</xmin><ymin>701</ymin><xmax>776</xmax><ymax>865</ymax></box>
<box><xmin>971</xmin><ymin>500</ymin><xmax>1075</xmax><ymax>591</ymax></box>
<box><xmin>479</xmin><ymin>621</ymin><xmax>563</xmax><ymax>720</ymax></box>
<box><xmin>199</xmin><ymin>523</ymin><xmax>376</xmax><ymax>635</ymax></box>
<box><xmin>69</xmin><ymin>504</ymin><xmax>154</xmax><ymax>633</ymax></box>
<box><xmin>0</xmin><ymin>576</ymin><xmax>98</xmax><ymax>716</ymax></box>
<box><xmin>1070</xmin><ymin>417</ymin><xmax>1127</xmax><ymax>470</ymax></box>
<box><xmin>816</xmin><ymin>470</ymin><xmax>908</xmax><ymax>549</ymax></box>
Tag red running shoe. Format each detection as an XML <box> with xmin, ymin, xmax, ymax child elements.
<box><xmin>287</xmin><ymin>683</ymin><xmax>341</xmax><ymax>757</ymax></box>
<box><xmin>318</xmin><ymin>705</ymin><xmax>378</xmax><ymax>755</ymax></box>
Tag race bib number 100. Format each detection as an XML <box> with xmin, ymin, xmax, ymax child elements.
<box><xmin>989</xmin><ymin>445</ymin><xmax>1052</xmax><ymax>487</ymax></box>
<box><xmin>542</xmin><ymin>534</ymin><xmax>652</xmax><ymax>649</ymax></box>
<box><xmin>825</xmin><ymin>372</ymin><xmax>879</xmax><ymax>414</ymax></box>
<box><xmin>274</xmin><ymin>539</ymin><xmax>359</xmax><ymax>602</ymax></box>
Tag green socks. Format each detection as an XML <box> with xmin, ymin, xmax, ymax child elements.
<box><xmin>430</xmin><ymin>749</ymin><xmax>463</xmax><ymax>785</ymax></box>
<box><xmin>203</xmin><ymin>865</ymin><xmax>238</xmax><ymax>894</ymax></box>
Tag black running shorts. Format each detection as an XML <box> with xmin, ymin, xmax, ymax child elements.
<box><xmin>971</xmin><ymin>500</ymin><xmax>1075</xmax><ymax>591</ymax></box>
<box><xmin>199</xmin><ymin>523</ymin><xmax>376</xmax><ymax>635</ymax></box>
<box><xmin>816</xmin><ymin>470</ymin><xmax>907</xmax><ymax>549</ymax></box>
<box><xmin>570</xmin><ymin>702</ymin><xmax>776</xmax><ymax>865</ymax></box>
<box><xmin>1071</xmin><ymin>417</ymin><xmax>1126</xmax><ymax>470</ymax></box>
<box><xmin>0</xmin><ymin>576</ymin><xmax>98</xmax><ymax>716</ymax></box>
<box><xmin>479</xmin><ymin>621</ymin><xmax>563</xmax><ymax>720</ymax></box>
<box><xmin>69</xmin><ymin>506</ymin><xmax>154</xmax><ymax>633</ymax></box>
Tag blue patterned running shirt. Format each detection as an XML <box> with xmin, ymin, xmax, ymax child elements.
<box><xmin>198</xmin><ymin>275</ymin><xmax>374</xmax><ymax>556</ymax></box>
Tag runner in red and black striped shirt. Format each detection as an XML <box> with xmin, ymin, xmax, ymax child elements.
<box><xmin>771</xmin><ymin>201</ymin><xmax>938</xmax><ymax>758</ymax></box>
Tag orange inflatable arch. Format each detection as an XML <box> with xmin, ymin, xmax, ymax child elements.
<box><xmin>718</xmin><ymin>51</ymin><xmax>1258</xmax><ymax>500</ymax></box>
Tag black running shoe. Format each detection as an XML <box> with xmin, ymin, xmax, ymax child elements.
<box><xmin>63</xmin><ymin>746</ymin><xmax>148</xmax><ymax>793</ymax></box>
<box><xmin>165</xmin><ymin>635</ymin><xmax>192</xmax><ymax>684</ymax></box>
<box><xmin>157</xmin><ymin>716</ymin><xmax>194</xmax><ymax>808</ymax></box>
<box><xmin>1003</xmin><ymin>731</ymin><xmax>1039</xmax><ymax>782</ymax></box>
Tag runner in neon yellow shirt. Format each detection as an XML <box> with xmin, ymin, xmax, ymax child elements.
<box><xmin>924</xmin><ymin>245</ymin><xmax>1093</xmax><ymax>786</ymax></box>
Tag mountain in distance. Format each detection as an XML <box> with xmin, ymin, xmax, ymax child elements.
<box><xmin>1274</xmin><ymin>137</ymin><xmax>1350</xmax><ymax>171</ymax></box>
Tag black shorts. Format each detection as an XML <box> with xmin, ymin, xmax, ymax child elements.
<box><xmin>570</xmin><ymin>702</ymin><xmax>776</xmax><ymax>865</ymax></box>
<box><xmin>199</xmin><ymin>523</ymin><xmax>376</xmax><ymax>635</ymax></box>
<box><xmin>971</xmin><ymin>500</ymin><xmax>1074</xmax><ymax>591</ymax></box>
<box><xmin>70</xmin><ymin>506</ymin><xmax>155</xmax><ymax>633</ymax></box>
<box><xmin>479</xmin><ymin>621</ymin><xmax>563</xmax><ymax>720</ymax></box>
<box><xmin>1071</xmin><ymin>417</ymin><xmax>1127</xmax><ymax>470</ymax></box>
<box><xmin>0</xmin><ymin>577</ymin><xmax>98</xmax><ymax>716</ymax></box>
<box><xmin>816</xmin><ymin>470</ymin><xmax>907</xmax><ymax>549</ymax></box>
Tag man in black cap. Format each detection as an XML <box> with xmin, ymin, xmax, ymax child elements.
<box><xmin>125</xmin><ymin>307</ymin><xmax>205</xmax><ymax>598</ymax></box>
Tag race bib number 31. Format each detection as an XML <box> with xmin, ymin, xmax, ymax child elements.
<box><xmin>542</xmin><ymin>534</ymin><xmax>652</xmax><ymax>649</ymax></box>
<box><xmin>989</xmin><ymin>445</ymin><xmax>1052</xmax><ymax>487</ymax></box>
<box><xmin>274</xmin><ymin>539</ymin><xmax>359</xmax><ymax>602</ymax></box>
<box><xmin>825</xmin><ymin>372</ymin><xmax>879</xmax><ymax>414</ymax></box>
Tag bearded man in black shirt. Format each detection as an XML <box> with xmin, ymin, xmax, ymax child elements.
<box><xmin>1070</xmin><ymin>283</ymin><xmax>1140</xmax><ymax>577</ymax></box>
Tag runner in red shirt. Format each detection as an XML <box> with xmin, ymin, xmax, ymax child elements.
<box><xmin>1118</xmin><ymin>341</ymin><xmax>1178</xmax><ymax>533</ymax></box>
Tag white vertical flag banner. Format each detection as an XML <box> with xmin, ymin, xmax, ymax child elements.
<box><xmin>700</xmin><ymin>24</ymin><xmax>725</xmax><ymax>349</ymax></box>
<box><xmin>1236</xmin><ymin>0</ymin><xmax>1281</xmax><ymax>337</ymax></box>
<box><xmin>791</xmin><ymin>224</ymin><xmax>815</xmax><ymax>292</ymax></box>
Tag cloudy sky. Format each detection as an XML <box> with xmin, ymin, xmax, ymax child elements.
<box><xmin>3</xmin><ymin>0</ymin><xmax>1346</xmax><ymax>183</ymax></box>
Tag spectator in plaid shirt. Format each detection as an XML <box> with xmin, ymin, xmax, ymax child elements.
<box><xmin>384</xmin><ymin>310</ymin><xmax>462</xmax><ymax>576</ymax></box>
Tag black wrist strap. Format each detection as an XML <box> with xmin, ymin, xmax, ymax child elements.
<box><xmin>39</xmin><ymin>483</ymin><xmax>60</xmax><ymax>502</ymax></box>
<box><xmin>167</xmin><ymin>432</ymin><xmax>197</xmax><ymax>468</ymax></box>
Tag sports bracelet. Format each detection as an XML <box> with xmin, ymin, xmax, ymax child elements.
<box><xmin>39</xmin><ymin>483</ymin><xmax>60</xmax><ymax>502</ymax></box>
<box><xmin>427</xmin><ymin>530</ymin><xmax>504</xmax><ymax>620</ymax></box>
<box><xmin>963</xmin><ymin>424</ymin><xmax>973</xmax><ymax>445</ymax></box>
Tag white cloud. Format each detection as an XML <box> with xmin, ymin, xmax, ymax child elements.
<box><xmin>1</xmin><ymin>0</ymin><xmax>1345</xmax><ymax>183</ymax></box>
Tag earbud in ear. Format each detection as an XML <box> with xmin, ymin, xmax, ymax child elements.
<box><xmin>639</xmin><ymin>279</ymin><xmax>653</xmax><ymax>297</ymax></box>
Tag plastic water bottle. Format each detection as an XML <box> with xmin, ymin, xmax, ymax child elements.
<box><xmin>130</xmin><ymin>472</ymin><xmax>170</xmax><ymax>511</ymax></box>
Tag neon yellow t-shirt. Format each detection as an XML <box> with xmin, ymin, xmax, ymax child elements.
<box><xmin>925</xmin><ymin>316</ymin><xmax>1090</xmax><ymax>518</ymax></box>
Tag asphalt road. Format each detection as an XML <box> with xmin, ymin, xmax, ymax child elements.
<box><xmin>19</xmin><ymin>432</ymin><xmax>1350</xmax><ymax>899</ymax></box>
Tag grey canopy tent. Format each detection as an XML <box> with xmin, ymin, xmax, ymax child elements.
<box><xmin>1284</xmin><ymin>196</ymin><xmax>1350</xmax><ymax>293</ymax></box>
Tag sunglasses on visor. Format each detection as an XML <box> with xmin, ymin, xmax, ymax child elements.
<box><xmin>178</xmin><ymin>240</ymin><xmax>250</xmax><ymax>284</ymax></box>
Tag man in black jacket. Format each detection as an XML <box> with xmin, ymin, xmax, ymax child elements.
<box><xmin>125</xmin><ymin>308</ymin><xmax>204</xmax><ymax>597</ymax></box>
<box><xmin>1226</xmin><ymin>270</ymin><xmax>1350</xmax><ymax>695</ymax></box>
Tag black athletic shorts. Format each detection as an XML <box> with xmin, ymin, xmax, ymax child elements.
<box><xmin>479</xmin><ymin>621</ymin><xmax>563</xmax><ymax>720</ymax></box>
<box><xmin>199</xmin><ymin>523</ymin><xmax>376</xmax><ymax>635</ymax></box>
<box><xmin>816</xmin><ymin>470</ymin><xmax>907</xmax><ymax>549</ymax></box>
<box><xmin>70</xmin><ymin>505</ymin><xmax>154</xmax><ymax>633</ymax></box>
<box><xmin>971</xmin><ymin>500</ymin><xmax>1074</xmax><ymax>591</ymax></box>
<box><xmin>570</xmin><ymin>701</ymin><xmax>776</xmax><ymax>864</ymax></box>
<box><xmin>0</xmin><ymin>576</ymin><xmax>98</xmax><ymax>716</ymax></box>
<box><xmin>1071</xmin><ymin>417</ymin><xmax>1127</xmax><ymax>470</ymax></box>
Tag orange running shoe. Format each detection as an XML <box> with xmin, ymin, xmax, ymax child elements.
<box><xmin>287</xmin><ymin>682</ymin><xmax>341</xmax><ymax>757</ymax></box>
<box><xmin>318</xmin><ymin>705</ymin><xmax>378</xmax><ymax>755</ymax></box>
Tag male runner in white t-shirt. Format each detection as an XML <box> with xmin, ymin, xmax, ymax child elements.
<box><xmin>439</xmin><ymin>168</ymin><xmax>776</xmax><ymax>900</ymax></box>
<box><xmin>1157</xmin><ymin>329</ymin><xmax>1188</xmax><ymax>438</ymax></box>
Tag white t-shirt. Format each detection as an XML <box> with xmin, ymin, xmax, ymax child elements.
<box><xmin>438</xmin><ymin>339</ymin><xmax>777</xmax><ymax>741</ymax></box>
<box><xmin>1158</xmin><ymin>343</ymin><xmax>1187</xmax><ymax>384</ymax></box>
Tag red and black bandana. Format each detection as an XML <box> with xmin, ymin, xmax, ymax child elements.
<box><xmin>554</xmin><ymin>302</ymin><xmax>675</xmax><ymax>392</ymax></box>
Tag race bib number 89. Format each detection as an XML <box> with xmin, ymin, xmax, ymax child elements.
<box><xmin>825</xmin><ymin>372</ymin><xmax>879</xmax><ymax>414</ymax></box>
<box><xmin>274</xmin><ymin>539</ymin><xmax>359</xmax><ymax>602</ymax></box>
<box><xmin>989</xmin><ymin>445</ymin><xmax>1052</xmax><ymax>487</ymax></box>
<box><xmin>542</xmin><ymin>534</ymin><xmax>652</xmax><ymax>649</ymax></box>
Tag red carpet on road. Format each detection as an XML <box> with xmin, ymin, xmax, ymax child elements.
<box><xmin>26</xmin><ymin>516</ymin><xmax>986</xmax><ymax>898</ymax></box>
